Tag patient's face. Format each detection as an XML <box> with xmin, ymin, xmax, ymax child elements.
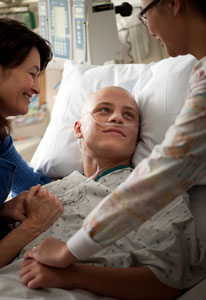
<box><xmin>77</xmin><ymin>87</ymin><xmax>139</xmax><ymax>163</ymax></box>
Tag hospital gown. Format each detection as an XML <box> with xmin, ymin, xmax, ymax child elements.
<box><xmin>19</xmin><ymin>167</ymin><xmax>206</xmax><ymax>289</ymax></box>
<box><xmin>67</xmin><ymin>57</ymin><xmax>206</xmax><ymax>275</ymax></box>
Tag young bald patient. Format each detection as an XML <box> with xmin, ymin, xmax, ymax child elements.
<box><xmin>20</xmin><ymin>86</ymin><xmax>186</xmax><ymax>300</ymax></box>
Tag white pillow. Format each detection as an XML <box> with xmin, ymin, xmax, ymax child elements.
<box><xmin>31</xmin><ymin>55</ymin><xmax>197</xmax><ymax>178</ymax></box>
<box><xmin>132</xmin><ymin>54</ymin><xmax>197</xmax><ymax>165</ymax></box>
<box><xmin>31</xmin><ymin>61</ymin><xmax>148</xmax><ymax>177</ymax></box>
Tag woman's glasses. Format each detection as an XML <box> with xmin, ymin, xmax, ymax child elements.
<box><xmin>138</xmin><ymin>0</ymin><xmax>163</xmax><ymax>26</ymax></box>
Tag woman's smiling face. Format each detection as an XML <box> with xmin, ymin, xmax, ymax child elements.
<box><xmin>0</xmin><ymin>47</ymin><xmax>41</xmax><ymax>118</ymax></box>
<box><xmin>140</xmin><ymin>0</ymin><xmax>189</xmax><ymax>57</ymax></box>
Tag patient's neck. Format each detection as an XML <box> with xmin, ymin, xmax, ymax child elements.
<box><xmin>82</xmin><ymin>156</ymin><xmax>131</xmax><ymax>178</ymax></box>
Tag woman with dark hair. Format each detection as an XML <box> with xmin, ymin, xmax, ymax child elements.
<box><xmin>0</xmin><ymin>18</ymin><xmax>52</xmax><ymax>140</ymax></box>
<box><xmin>0</xmin><ymin>18</ymin><xmax>63</xmax><ymax>267</ymax></box>
<box><xmin>22</xmin><ymin>0</ymin><xmax>206</xmax><ymax>298</ymax></box>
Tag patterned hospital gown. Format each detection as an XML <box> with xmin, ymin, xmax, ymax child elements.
<box><xmin>67</xmin><ymin>57</ymin><xmax>206</xmax><ymax>265</ymax></box>
<box><xmin>20</xmin><ymin>167</ymin><xmax>206</xmax><ymax>289</ymax></box>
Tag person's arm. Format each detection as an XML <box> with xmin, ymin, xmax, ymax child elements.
<box><xmin>20</xmin><ymin>260</ymin><xmax>181</xmax><ymax>300</ymax></box>
<box><xmin>0</xmin><ymin>185</ymin><xmax>63</xmax><ymax>268</ymax></box>
<box><xmin>0</xmin><ymin>192</ymin><xmax>27</xmax><ymax>223</ymax></box>
<box><xmin>0</xmin><ymin>135</ymin><xmax>51</xmax><ymax>197</ymax></box>
<box><xmin>24</xmin><ymin>57</ymin><xmax>206</xmax><ymax>266</ymax></box>
<box><xmin>0</xmin><ymin>218</ymin><xmax>42</xmax><ymax>268</ymax></box>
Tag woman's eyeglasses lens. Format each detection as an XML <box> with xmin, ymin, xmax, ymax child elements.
<box><xmin>138</xmin><ymin>0</ymin><xmax>162</xmax><ymax>26</ymax></box>
<box><xmin>139</xmin><ymin>15</ymin><xmax>148</xmax><ymax>26</ymax></box>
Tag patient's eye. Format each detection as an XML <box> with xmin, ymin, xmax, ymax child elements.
<box><xmin>100</xmin><ymin>107</ymin><xmax>110</xmax><ymax>113</ymax></box>
<box><xmin>123</xmin><ymin>111</ymin><xmax>135</xmax><ymax>120</ymax></box>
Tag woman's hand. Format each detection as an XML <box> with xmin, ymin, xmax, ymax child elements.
<box><xmin>0</xmin><ymin>191</ymin><xmax>28</xmax><ymax>223</ymax></box>
<box><xmin>23</xmin><ymin>237</ymin><xmax>77</xmax><ymax>268</ymax></box>
<box><xmin>23</xmin><ymin>185</ymin><xmax>63</xmax><ymax>236</ymax></box>
<box><xmin>0</xmin><ymin>185</ymin><xmax>63</xmax><ymax>268</ymax></box>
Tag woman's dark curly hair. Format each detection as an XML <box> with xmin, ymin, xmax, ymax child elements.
<box><xmin>0</xmin><ymin>18</ymin><xmax>53</xmax><ymax>140</ymax></box>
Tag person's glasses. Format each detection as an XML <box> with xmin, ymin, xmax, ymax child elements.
<box><xmin>138</xmin><ymin>0</ymin><xmax>162</xmax><ymax>26</ymax></box>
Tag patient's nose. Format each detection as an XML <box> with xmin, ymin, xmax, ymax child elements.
<box><xmin>108</xmin><ymin>112</ymin><xmax>123</xmax><ymax>124</ymax></box>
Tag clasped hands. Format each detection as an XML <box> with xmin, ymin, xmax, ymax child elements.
<box><xmin>0</xmin><ymin>184</ymin><xmax>63</xmax><ymax>226</ymax></box>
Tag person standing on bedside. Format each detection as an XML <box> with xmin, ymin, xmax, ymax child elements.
<box><xmin>0</xmin><ymin>18</ymin><xmax>62</xmax><ymax>268</ymax></box>
<box><xmin>24</xmin><ymin>0</ymin><xmax>206</xmax><ymax>294</ymax></box>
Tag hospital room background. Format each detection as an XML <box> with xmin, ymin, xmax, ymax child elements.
<box><xmin>0</xmin><ymin>0</ymin><xmax>168</xmax><ymax>162</ymax></box>
<box><xmin>0</xmin><ymin>1</ymin><xmax>205</xmax><ymax>299</ymax></box>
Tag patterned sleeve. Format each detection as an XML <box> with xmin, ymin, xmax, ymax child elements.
<box><xmin>82</xmin><ymin>57</ymin><xmax>206</xmax><ymax>247</ymax></box>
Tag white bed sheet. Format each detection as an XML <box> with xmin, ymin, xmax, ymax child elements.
<box><xmin>0</xmin><ymin>259</ymin><xmax>116</xmax><ymax>300</ymax></box>
<box><xmin>1</xmin><ymin>260</ymin><xmax>206</xmax><ymax>300</ymax></box>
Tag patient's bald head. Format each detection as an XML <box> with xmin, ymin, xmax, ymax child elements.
<box><xmin>74</xmin><ymin>86</ymin><xmax>139</xmax><ymax>169</ymax></box>
<box><xmin>81</xmin><ymin>86</ymin><xmax>138</xmax><ymax>120</ymax></box>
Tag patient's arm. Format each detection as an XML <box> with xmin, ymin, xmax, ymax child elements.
<box><xmin>20</xmin><ymin>260</ymin><xmax>181</xmax><ymax>300</ymax></box>
<box><xmin>0</xmin><ymin>185</ymin><xmax>63</xmax><ymax>268</ymax></box>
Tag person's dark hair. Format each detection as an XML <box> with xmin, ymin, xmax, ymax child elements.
<box><xmin>187</xmin><ymin>0</ymin><xmax>206</xmax><ymax>15</ymax></box>
<box><xmin>0</xmin><ymin>117</ymin><xmax>11</xmax><ymax>141</ymax></box>
<box><xmin>0</xmin><ymin>18</ymin><xmax>53</xmax><ymax>140</ymax></box>
<box><xmin>0</xmin><ymin>18</ymin><xmax>53</xmax><ymax>71</ymax></box>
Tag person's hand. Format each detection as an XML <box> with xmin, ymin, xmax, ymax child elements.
<box><xmin>23</xmin><ymin>237</ymin><xmax>77</xmax><ymax>268</ymax></box>
<box><xmin>23</xmin><ymin>185</ymin><xmax>63</xmax><ymax>236</ymax></box>
<box><xmin>0</xmin><ymin>191</ymin><xmax>28</xmax><ymax>223</ymax></box>
<box><xmin>20</xmin><ymin>259</ymin><xmax>75</xmax><ymax>290</ymax></box>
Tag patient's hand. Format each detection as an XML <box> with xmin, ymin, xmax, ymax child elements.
<box><xmin>0</xmin><ymin>191</ymin><xmax>28</xmax><ymax>223</ymax></box>
<box><xmin>20</xmin><ymin>259</ymin><xmax>74</xmax><ymax>290</ymax></box>
<box><xmin>24</xmin><ymin>185</ymin><xmax>63</xmax><ymax>236</ymax></box>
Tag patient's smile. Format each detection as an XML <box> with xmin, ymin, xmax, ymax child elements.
<box><xmin>103</xmin><ymin>128</ymin><xmax>126</xmax><ymax>137</ymax></box>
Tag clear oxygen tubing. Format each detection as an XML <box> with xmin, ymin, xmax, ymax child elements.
<box><xmin>76</xmin><ymin>138</ymin><xmax>124</xmax><ymax>182</ymax></box>
<box><xmin>85</xmin><ymin>111</ymin><xmax>139</xmax><ymax>127</ymax></box>
<box><xmin>57</xmin><ymin>138</ymin><xmax>99</xmax><ymax>206</ymax></box>
<box><xmin>58</xmin><ymin>120</ymin><xmax>135</xmax><ymax>207</ymax></box>
<box><xmin>74</xmin><ymin>110</ymin><xmax>138</xmax><ymax>180</ymax></box>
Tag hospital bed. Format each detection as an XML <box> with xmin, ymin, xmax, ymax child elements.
<box><xmin>0</xmin><ymin>54</ymin><xmax>205</xmax><ymax>299</ymax></box>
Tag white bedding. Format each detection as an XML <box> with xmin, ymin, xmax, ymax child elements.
<box><xmin>0</xmin><ymin>259</ymin><xmax>116</xmax><ymax>300</ymax></box>
<box><xmin>0</xmin><ymin>260</ymin><xmax>205</xmax><ymax>300</ymax></box>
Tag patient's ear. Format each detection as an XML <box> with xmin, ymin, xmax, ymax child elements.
<box><xmin>74</xmin><ymin>121</ymin><xmax>83</xmax><ymax>138</ymax></box>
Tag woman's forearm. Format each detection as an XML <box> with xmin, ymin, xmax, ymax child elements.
<box><xmin>0</xmin><ymin>185</ymin><xmax>63</xmax><ymax>268</ymax></box>
<box><xmin>67</xmin><ymin>264</ymin><xmax>181</xmax><ymax>300</ymax></box>
<box><xmin>0</xmin><ymin>219</ymin><xmax>41</xmax><ymax>268</ymax></box>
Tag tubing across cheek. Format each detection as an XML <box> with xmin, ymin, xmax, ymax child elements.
<box><xmin>87</xmin><ymin>111</ymin><xmax>138</xmax><ymax>127</ymax></box>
